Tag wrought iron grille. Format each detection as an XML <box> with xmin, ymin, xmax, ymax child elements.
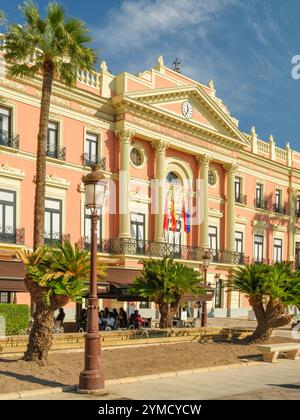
<box><xmin>81</xmin><ymin>153</ymin><xmax>106</xmax><ymax>170</ymax></box>
<box><xmin>0</xmin><ymin>129</ymin><xmax>19</xmax><ymax>149</ymax></box>
<box><xmin>46</xmin><ymin>144</ymin><xmax>66</xmax><ymax>161</ymax></box>
<box><xmin>0</xmin><ymin>226</ymin><xmax>25</xmax><ymax>244</ymax></box>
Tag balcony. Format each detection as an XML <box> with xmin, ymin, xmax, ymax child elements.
<box><xmin>44</xmin><ymin>232</ymin><xmax>70</xmax><ymax>247</ymax></box>
<box><xmin>254</xmin><ymin>198</ymin><xmax>268</xmax><ymax>210</ymax></box>
<box><xmin>78</xmin><ymin>236</ymin><xmax>104</xmax><ymax>253</ymax></box>
<box><xmin>46</xmin><ymin>144</ymin><xmax>66</xmax><ymax>161</ymax></box>
<box><xmin>273</xmin><ymin>204</ymin><xmax>287</xmax><ymax>215</ymax></box>
<box><xmin>81</xmin><ymin>153</ymin><xmax>106</xmax><ymax>170</ymax></box>
<box><xmin>0</xmin><ymin>129</ymin><xmax>19</xmax><ymax>149</ymax></box>
<box><xmin>78</xmin><ymin>237</ymin><xmax>249</xmax><ymax>265</ymax></box>
<box><xmin>0</xmin><ymin>227</ymin><xmax>25</xmax><ymax>245</ymax></box>
<box><xmin>235</xmin><ymin>194</ymin><xmax>247</xmax><ymax>205</ymax></box>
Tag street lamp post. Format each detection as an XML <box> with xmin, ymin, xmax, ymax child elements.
<box><xmin>201</xmin><ymin>251</ymin><xmax>211</xmax><ymax>328</ymax></box>
<box><xmin>79</xmin><ymin>166</ymin><xmax>106</xmax><ymax>393</ymax></box>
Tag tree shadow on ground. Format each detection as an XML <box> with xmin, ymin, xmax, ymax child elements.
<box><xmin>0</xmin><ymin>370</ymin><xmax>66</xmax><ymax>388</ymax></box>
<box><xmin>268</xmin><ymin>383</ymin><xmax>300</xmax><ymax>390</ymax></box>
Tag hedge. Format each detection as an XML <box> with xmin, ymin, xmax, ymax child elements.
<box><xmin>0</xmin><ymin>304</ymin><xmax>30</xmax><ymax>336</ymax></box>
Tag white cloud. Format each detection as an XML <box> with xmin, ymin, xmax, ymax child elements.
<box><xmin>95</xmin><ymin>0</ymin><xmax>238</xmax><ymax>50</ymax></box>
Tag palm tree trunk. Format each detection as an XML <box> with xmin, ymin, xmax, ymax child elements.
<box><xmin>247</xmin><ymin>298</ymin><xmax>291</xmax><ymax>343</ymax></box>
<box><xmin>24</xmin><ymin>276</ymin><xmax>69</xmax><ymax>364</ymax></box>
<box><xmin>33</xmin><ymin>63</ymin><xmax>54</xmax><ymax>250</ymax></box>
<box><xmin>159</xmin><ymin>303</ymin><xmax>175</xmax><ymax>328</ymax></box>
<box><xmin>23</xmin><ymin>301</ymin><xmax>54</xmax><ymax>365</ymax></box>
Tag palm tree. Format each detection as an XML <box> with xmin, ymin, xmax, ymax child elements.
<box><xmin>130</xmin><ymin>257</ymin><xmax>203</xmax><ymax>328</ymax></box>
<box><xmin>17</xmin><ymin>240</ymin><xmax>107</xmax><ymax>364</ymax></box>
<box><xmin>231</xmin><ymin>263</ymin><xmax>300</xmax><ymax>343</ymax></box>
<box><xmin>3</xmin><ymin>1</ymin><xmax>96</xmax><ymax>250</ymax></box>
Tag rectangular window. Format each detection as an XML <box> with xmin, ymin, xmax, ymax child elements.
<box><xmin>235</xmin><ymin>177</ymin><xmax>241</xmax><ymax>202</ymax></box>
<box><xmin>256</xmin><ymin>184</ymin><xmax>263</xmax><ymax>207</ymax></box>
<box><xmin>0</xmin><ymin>291</ymin><xmax>11</xmax><ymax>303</ymax></box>
<box><xmin>275</xmin><ymin>189</ymin><xmax>281</xmax><ymax>212</ymax></box>
<box><xmin>214</xmin><ymin>279</ymin><xmax>222</xmax><ymax>308</ymax></box>
<box><xmin>235</xmin><ymin>231</ymin><xmax>243</xmax><ymax>254</ymax></box>
<box><xmin>0</xmin><ymin>189</ymin><xmax>16</xmax><ymax>243</ymax></box>
<box><xmin>296</xmin><ymin>196</ymin><xmax>300</xmax><ymax>217</ymax></box>
<box><xmin>131</xmin><ymin>213</ymin><xmax>145</xmax><ymax>255</ymax></box>
<box><xmin>0</xmin><ymin>106</ymin><xmax>11</xmax><ymax>135</ymax></box>
<box><xmin>0</xmin><ymin>106</ymin><xmax>13</xmax><ymax>147</ymax></box>
<box><xmin>84</xmin><ymin>207</ymin><xmax>103</xmax><ymax>251</ymax></box>
<box><xmin>47</xmin><ymin>122</ymin><xmax>59</xmax><ymax>157</ymax></box>
<box><xmin>209</xmin><ymin>226</ymin><xmax>218</xmax><ymax>260</ymax></box>
<box><xmin>296</xmin><ymin>242</ymin><xmax>300</xmax><ymax>269</ymax></box>
<box><xmin>274</xmin><ymin>238</ymin><xmax>282</xmax><ymax>263</ymax></box>
<box><xmin>254</xmin><ymin>234</ymin><xmax>264</xmax><ymax>263</ymax></box>
<box><xmin>85</xmin><ymin>133</ymin><xmax>98</xmax><ymax>165</ymax></box>
<box><xmin>44</xmin><ymin>198</ymin><xmax>62</xmax><ymax>244</ymax></box>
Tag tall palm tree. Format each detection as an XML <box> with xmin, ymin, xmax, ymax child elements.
<box><xmin>130</xmin><ymin>257</ymin><xmax>203</xmax><ymax>328</ymax></box>
<box><xmin>4</xmin><ymin>1</ymin><xmax>96</xmax><ymax>250</ymax></box>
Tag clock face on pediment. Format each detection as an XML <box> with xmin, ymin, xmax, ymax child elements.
<box><xmin>181</xmin><ymin>101</ymin><xmax>193</xmax><ymax>119</ymax></box>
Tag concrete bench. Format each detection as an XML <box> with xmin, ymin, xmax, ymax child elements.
<box><xmin>257</xmin><ymin>343</ymin><xmax>300</xmax><ymax>363</ymax></box>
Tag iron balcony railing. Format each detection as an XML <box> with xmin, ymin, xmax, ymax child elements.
<box><xmin>81</xmin><ymin>153</ymin><xmax>106</xmax><ymax>169</ymax></box>
<box><xmin>0</xmin><ymin>129</ymin><xmax>19</xmax><ymax>149</ymax></box>
<box><xmin>79</xmin><ymin>236</ymin><xmax>104</xmax><ymax>253</ymax></box>
<box><xmin>273</xmin><ymin>204</ymin><xmax>287</xmax><ymax>215</ymax></box>
<box><xmin>46</xmin><ymin>144</ymin><xmax>66</xmax><ymax>161</ymax></box>
<box><xmin>235</xmin><ymin>194</ymin><xmax>247</xmax><ymax>205</ymax></box>
<box><xmin>254</xmin><ymin>198</ymin><xmax>268</xmax><ymax>210</ymax></box>
<box><xmin>44</xmin><ymin>232</ymin><xmax>70</xmax><ymax>246</ymax></box>
<box><xmin>78</xmin><ymin>237</ymin><xmax>249</xmax><ymax>265</ymax></box>
<box><xmin>0</xmin><ymin>227</ymin><xmax>25</xmax><ymax>245</ymax></box>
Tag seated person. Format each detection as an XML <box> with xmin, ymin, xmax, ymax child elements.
<box><xmin>106</xmin><ymin>312</ymin><xmax>116</xmax><ymax>330</ymax></box>
<box><xmin>129</xmin><ymin>309</ymin><xmax>144</xmax><ymax>329</ymax></box>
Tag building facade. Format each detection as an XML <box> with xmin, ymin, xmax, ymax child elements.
<box><xmin>1</xmin><ymin>52</ymin><xmax>300</xmax><ymax>320</ymax></box>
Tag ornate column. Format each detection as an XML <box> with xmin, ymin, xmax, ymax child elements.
<box><xmin>288</xmin><ymin>187</ymin><xmax>296</xmax><ymax>261</ymax></box>
<box><xmin>118</xmin><ymin>129</ymin><xmax>134</xmax><ymax>239</ymax></box>
<box><xmin>224</xmin><ymin>163</ymin><xmax>238</xmax><ymax>252</ymax></box>
<box><xmin>196</xmin><ymin>155</ymin><xmax>211</xmax><ymax>249</ymax></box>
<box><xmin>152</xmin><ymin>140</ymin><xmax>168</xmax><ymax>242</ymax></box>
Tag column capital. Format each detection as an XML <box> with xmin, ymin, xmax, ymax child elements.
<box><xmin>223</xmin><ymin>162</ymin><xmax>239</xmax><ymax>175</ymax></box>
<box><xmin>151</xmin><ymin>139</ymin><xmax>169</xmax><ymax>155</ymax></box>
<box><xmin>288</xmin><ymin>187</ymin><xmax>298</xmax><ymax>196</ymax></box>
<box><xmin>117</xmin><ymin>129</ymin><xmax>135</xmax><ymax>144</ymax></box>
<box><xmin>196</xmin><ymin>154</ymin><xmax>212</xmax><ymax>166</ymax></box>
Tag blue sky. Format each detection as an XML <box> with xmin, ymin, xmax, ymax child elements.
<box><xmin>1</xmin><ymin>0</ymin><xmax>300</xmax><ymax>149</ymax></box>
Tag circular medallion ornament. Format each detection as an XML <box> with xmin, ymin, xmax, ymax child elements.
<box><xmin>182</xmin><ymin>101</ymin><xmax>193</xmax><ymax>119</ymax></box>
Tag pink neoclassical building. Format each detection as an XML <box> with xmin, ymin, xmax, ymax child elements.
<box><xmin>1</xmin><ymin>51</ymin><xmax>300</xmax><ymax>322</ymax></box>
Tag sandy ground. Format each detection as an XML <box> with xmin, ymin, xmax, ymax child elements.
<box><xmin>0</xmin><ymin>337</ymin><xmax>298</xmax><ymax>394</ymax></box>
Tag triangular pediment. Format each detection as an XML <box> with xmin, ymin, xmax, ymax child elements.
<box><xmin>127</xmin><ymin>85</ymin><xmax>250</xmax><ymax>147</ymax></box>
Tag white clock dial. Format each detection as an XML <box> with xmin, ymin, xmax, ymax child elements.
<box><xmin>182</xmin><ymin>101</ymin><xmax>193</xmax><ymax>119</ymax></box>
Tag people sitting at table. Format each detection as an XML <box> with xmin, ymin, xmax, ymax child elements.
<box><xmin>98</xmin><ymin>310</ymin><xmax>106</xmax><ymax>331</ymax></box>
<box><xmin>129</xmin><ymin>309</ymin><xmax>144</xmax><ymax>329</ymax></box>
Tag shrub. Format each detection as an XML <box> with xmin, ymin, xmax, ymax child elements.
<box><xmin>0</xmin><ymin>304</ymin><xmax>30</xmax><ymax>335</ymax></box>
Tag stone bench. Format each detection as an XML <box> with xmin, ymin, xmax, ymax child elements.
<box><xmin>257</xmin><ymin>343</ymin><xmax>300</xmax><ymax>363</ymax></box>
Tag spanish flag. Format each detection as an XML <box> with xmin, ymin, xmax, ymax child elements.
<box><xmin>170</xmin><ymin>188</ymin><xmax>177</xmax><ymax>232</ymax></box>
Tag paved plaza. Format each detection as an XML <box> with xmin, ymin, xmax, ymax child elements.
<box><xmin>22</xmin><ymin>358</ymin><xmax>300</xmax><ymax>400</ymax></box>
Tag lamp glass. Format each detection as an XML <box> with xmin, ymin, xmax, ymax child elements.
<box><xmin>203</xmin><ymin>256</ymin><xmax>210</xmax><ymax>269</ymax></box>
<box><xmin>85</xmin><ymin>181</ymin><xmax>106</xmax><ymax>209</ymax></box>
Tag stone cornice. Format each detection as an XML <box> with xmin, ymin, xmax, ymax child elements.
<box><xmin>0</xmin><ymin>163</ymin><xmax>25</xmax><ymax>180</ymax></box>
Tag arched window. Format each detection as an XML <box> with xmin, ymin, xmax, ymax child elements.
<box><xmin>166</xmin><ymin>171</ymin><xmax>181</xmax><ymax>186</ymax></box>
